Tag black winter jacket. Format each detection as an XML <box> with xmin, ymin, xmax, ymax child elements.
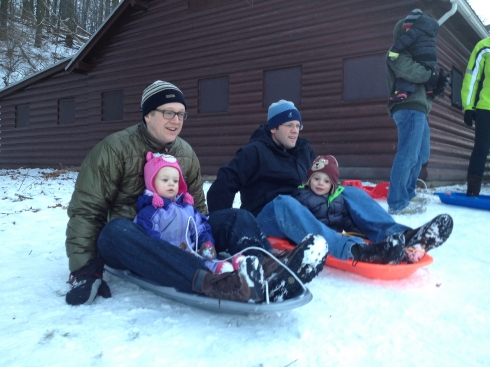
<box><xmin>207</xmin><ymin>124</ymin><xmax>315</xmax><ymax>216</ymax></box>
<box><xmin>390</xmin><ymin>14</ymin><xmax>439</xmax><ymax>67</ymax></box>
<box><xmin>292</xmin><ymin>186</ymin><xmax>361</xmax><ymax>234</ymax></box>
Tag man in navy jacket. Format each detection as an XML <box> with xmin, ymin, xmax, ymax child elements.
<box><xmin>207</xmin><ymin>100</ymin><xmax>453</xmax><ymax>267</ymax></box>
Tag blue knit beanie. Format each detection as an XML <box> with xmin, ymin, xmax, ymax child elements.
<box><xmin>140</xmin><ymin>80</ymin><xmax>186</xmax><ymax>122</ymax></box>
<box><xmin>267</xmin><ymin>100</ymin><xmax>302</xmax><ymax>130</ymax></box>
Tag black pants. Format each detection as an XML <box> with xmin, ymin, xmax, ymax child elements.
<box><xmin>468</xmin><ymin>109</ymin><xmax>490</xmax><ymax>177</ymax></box>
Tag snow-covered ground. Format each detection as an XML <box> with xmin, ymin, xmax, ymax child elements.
<box><xmin>0</xmin><ymin>168</ymin><xmax>489</xmax><ymax>367</ymax></box>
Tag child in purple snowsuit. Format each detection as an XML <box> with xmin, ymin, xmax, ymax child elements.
<box><xmin>134</xmin><ymin>152</ymin><xmax>237</xmax><ymax>274</ymax></box>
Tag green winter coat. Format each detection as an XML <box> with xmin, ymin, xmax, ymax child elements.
<box><xmin>65</xmin><ymin>123</ymin><xmax>206</xmax><ymax>272</ymax></box>
<box><xmin>386</xmin><ymin>19</ymin><xmax>435</xmax><ymax>117</ymax></box>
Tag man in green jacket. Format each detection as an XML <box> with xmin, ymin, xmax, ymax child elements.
<box><xmin>65</xmin><ymin>80</ymin><xmax>299</xmax><ymax>306</ymax></box>
<box><xmin>385</xmin><ymin>15</ymin><xmax>449</xmax><ymax>215</ymax></box>
<box><xmin>461</xmin><ymin>37</ymin><xmax>490</xmax><ymax>196</ymax></box>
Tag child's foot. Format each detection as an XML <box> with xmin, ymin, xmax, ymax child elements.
<box><xmin>215</xmin><ymin>261</ymin><xmax>234</xmax><ymax>274</ymax></box>
<box><xmin>231</xmin><ymin>254</ymin><xmax>246</xmax><ymax>271</ymax></box>
<box><xmin>402</xmin><ymin>214</ymin><xmax>453</xmax><ymax>263</ymax></box>
<box><xmin>389</xmin><ymin>91</ymin><xmax>408</xmax><ymax>102</ymax></box>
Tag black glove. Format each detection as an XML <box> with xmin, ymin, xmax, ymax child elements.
<box><xmin>426</xmin><ymin>70</ymin><xmax>439</xmax><ymax>90</ymax></box>
<box><xmin>464</xmin><ymin>110</ymin><xmax>475</xmax><ymax>127</ymax></box>
<box><xmin>433</xmin><ymin>68</ymin><xmax>450</xmax><ymax>97</ymax></box>
<box><xmin>66</xmin><ymin>258</ymin><xmax>111</xmax><ymax>305</ymax></box>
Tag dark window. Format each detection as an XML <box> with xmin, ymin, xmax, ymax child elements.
<box><xmin>59</xmin><ymin>98</ymin><xmax>75</xmax><ymax>124</ymax></box>
<box><xmin>199</xmin><ymin>76</ymin><xmax>229</xmax><ymax>113</ymax></box>
<box><xmin>264</xmin><ymin>66</ymin><xmax>302</xmax><ymax>107</ymax></box>
<box><xmin>102</xmin><ymin>90</ymin><xmax>123</xmax><ymax>121</ymax></box>
<box><xmin>189</xmin><ymin>0</ymin><xmax>240</xmax><ymax>9</ymax></box>
<box><xmin>343</xmin><ymin>55</ymin><xmax>388</xmax><ymax>101</ymax></box>
<box><xmin>450</xmin><ymin>66</ymin><xmax>463</xmax><ymax>110</ymax></box>
<box><xmin>15</xmin><ymin>105</ymin><xmax>30</xmax><ymax>128</ymax></box>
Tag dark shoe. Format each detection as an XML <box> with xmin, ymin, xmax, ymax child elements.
<box><xmin>66</xmin><ymin>258</ymin><xmax>111</xmax><ymax>305</ymax></box>
<box><xmin>265</xmin><ymin>234</ymin><xmax>328</xmax><ymax>302</ymax></box>
<box><xmin>192</xmin><ymin>256</ymin><xmax>264</xmax><ymax>303</ymax></box>
<box><xmin>356</xmin><ymin>232</ymin><xmax>405</xmax><ymax>265</ymax></box>
<box><xmin>402</xmin><ymin>214</ymin><xmax>453</xmax><ymax>263</ymax></box>
<box><xmin>466</xmin><ymin>174</ymin><xmax>483</xmax><ymax>197</ymax></box>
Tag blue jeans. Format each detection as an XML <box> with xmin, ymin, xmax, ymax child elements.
<box><xmin>98</xmin><ymin>218</ymin><xmax>208</xmax><ymax>293</ymax></box>
<box><xmin>256</xmin><ymin>191</ymin><xmax>409</xmax><ymax>260</ymax></box>
<box><xmin>387</xmin><ymin>109</ymin><xmax>430</xmax><ymax>211</ymax></box>
<box><xmin>468</xmin><ymin>109</ymin><xmax>490</xmax><ymax>177</ymax></box>
<box><xmin>208</xmin><ymin>208</ymin><xmax>272</xmax><ymax>256</ymax></box>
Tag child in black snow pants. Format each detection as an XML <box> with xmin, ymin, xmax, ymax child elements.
<box><xmin>388</xmin><ymin>9</ymin><xmax>439</xmax><ymax>102</ymax></box>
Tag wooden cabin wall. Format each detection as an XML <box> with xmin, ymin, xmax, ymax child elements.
<box><xmin>0</xmin><ymin>0</ymin><xmax>484</xmax><ymax>183</ymax></box>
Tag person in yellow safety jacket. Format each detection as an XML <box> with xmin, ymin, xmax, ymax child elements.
<box><xmin>461</xmin><ymin>37</ymin><xmax>490</xmax><ymax>196</ymax></box>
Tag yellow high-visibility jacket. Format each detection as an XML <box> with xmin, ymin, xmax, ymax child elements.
<box><xmin>461</xmin><ymin>37</ymin><xmax>490</xmax><ymax>111</ymax></box>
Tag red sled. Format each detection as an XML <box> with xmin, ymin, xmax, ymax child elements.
<box><xmin>342</xmin><ymin>180</ymin><xmax>390</xmax><ymax>199</ymax></box>
<box><xmin>268</xmin><ymin>237</ymin><xmax>433</xmax><ymax>280</ymax></box>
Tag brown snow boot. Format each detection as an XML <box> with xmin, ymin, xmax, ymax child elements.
<box><xmin>466</xmin><ymin>174</ymin><xmax>482</xmax><ymax>197</ymax></box>
<box><xmin>192</xmin><ymin>256</ymin><xmax>264</xmax><ymax>303</ymax></box>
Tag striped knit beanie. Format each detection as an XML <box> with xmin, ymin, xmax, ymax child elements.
<box><xmin>267</xmin><ymin>100</ymin><xmax>302</xmax><ymax>130</ymax></box>
<box><xmin>140</xmin><ymin>80</ymin><xmax>186</xmax><ymax>122</ymax></box>
<box><xmin>403</xmin><ymin>9</ymin><xmax>423</xmax><ymax>30</ymax></box>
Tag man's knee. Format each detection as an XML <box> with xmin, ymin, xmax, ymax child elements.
<box><xmin>273</xmin><ymin>194</ymin><xmax>300</xmax><ymax>208</ymax></box>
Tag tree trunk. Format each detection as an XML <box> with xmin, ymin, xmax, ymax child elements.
<box><xmin>64</xmin><ymin>0</ymin><xmax>75</xmax><ymax>47</ymax></box>
<box><xmin>0</xmin><ymin>0</ymin><xmax>9</xmax><ymax>41</ymax></box>
<box><xmin>22</xmin><ymin>0</ymin><xmax>34</xmax><ymax>22</ymax></box>
<box><xmin>34</xmin><ymin>0</ymin><xmax>44</xmax><ymax>47</ymax></box>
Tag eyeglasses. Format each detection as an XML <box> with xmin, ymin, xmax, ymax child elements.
<box><xmin>281</xmin><ymin>123</ymin><xmax>303</xmax><ymax>131</ymax></box>
<box><xmin>154</xmin><ymin>109</ymin><xmax>188</xmax><ymax>121</ymax></box>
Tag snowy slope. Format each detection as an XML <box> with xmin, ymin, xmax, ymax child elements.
<box><xmin>0</xmin><ymin>168</ymin><xmax>489</xmax><ymax>367</ymax></box>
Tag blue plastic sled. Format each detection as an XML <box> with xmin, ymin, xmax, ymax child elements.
<box><xmin>435</xmin><ymin>192</ymin><xmax>490</xmax><ymax>211</ymax></box>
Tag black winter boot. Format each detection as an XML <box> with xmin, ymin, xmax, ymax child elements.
<box><xmin>354</xmin><ymin>232</ymin><xmax>405</xmax><ymax>265</ymax></box>
<box><xmin>192</xmin><ymin>256</ymin><xmax>264</xmax><ymax>303</ymax></box>
<box><xmin>402</xmin><ymin>214</ymin><xmax>453</xmax><ymax>263</ymax></box>
<box><xmin>466</xmin><ymin>174</ymin><xmax>483</xmax><ymax>197</ymax></box>
<box><xmin>264</xmin><ymin>234</ymin><xmax>328</xmax><ymax>302</ymax></box>
<box><xmin>66</xmin><ymin>258</ymin><xmax>111</xmax><ymax>305</ymax></box>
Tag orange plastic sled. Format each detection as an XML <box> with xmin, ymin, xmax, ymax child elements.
<box><xmin>342</xmin><ymin>180</ymin><xmax>390</xmax><ymax>199</ymax></box>
<box><xmin>268</xmin><ymin>237</ymin><xmax>433</xmax><ymax>280</ymax></box>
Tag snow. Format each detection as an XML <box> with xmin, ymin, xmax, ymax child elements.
<box><xmin>1</xmin><ymin>168</ymin><xmax>489</xmax><ymax>367</ymax></box>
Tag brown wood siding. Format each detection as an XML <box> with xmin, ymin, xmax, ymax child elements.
<box><xmin>0</xmin><ymin>0</ymin><xmax>486</xmax><ymax>183</ymax></box>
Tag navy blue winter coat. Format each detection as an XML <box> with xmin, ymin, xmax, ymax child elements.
<box><xmin>207</xmin><ymin>124</ymin><xmax>316</xmax><ymax>216</ymax></box>
<box><xmin>292</xmin><ymin>186</ymin><xmax>362</xmax><ymax>234</ymax></box>
<box><xmin>391</xmin><ymin>14</ymin><xmax>439</xmax><ymax>68</ymax></box>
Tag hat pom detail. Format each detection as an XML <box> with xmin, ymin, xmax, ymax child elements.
<box><xmin>182</xmin><ymin>192</ymin><xmax>194</xmax><ymax>205</ymax></box>
<box><xmin>152</xmin><ymin>194</ymin><xmax>164</xmax><ymax>208</ymax></box>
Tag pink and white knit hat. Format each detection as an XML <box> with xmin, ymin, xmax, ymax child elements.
<box><xmin>144</xmin><ymin>152</ymin><xmax>194</xmax><ymax>208</ymax></box>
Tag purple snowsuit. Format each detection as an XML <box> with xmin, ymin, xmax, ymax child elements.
<box><xmin>134</xmin><ymin>190</ymin><xmax>221</xmax><ymax>273</ymax></box>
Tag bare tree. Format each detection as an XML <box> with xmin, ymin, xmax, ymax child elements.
<box><xmin>34</xmin><ymin>0</ymin><xmax>44</xmax><ymax>47</ymax></box>
<box><xmin>62</xmin><ymin>0</ymin><xmax>75</xmax><ymax>47</ymax></box>
<box><xmin>0</xmin><ymin>0</ymin><xmax>9</xmax><ymax>41</ymax></box>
